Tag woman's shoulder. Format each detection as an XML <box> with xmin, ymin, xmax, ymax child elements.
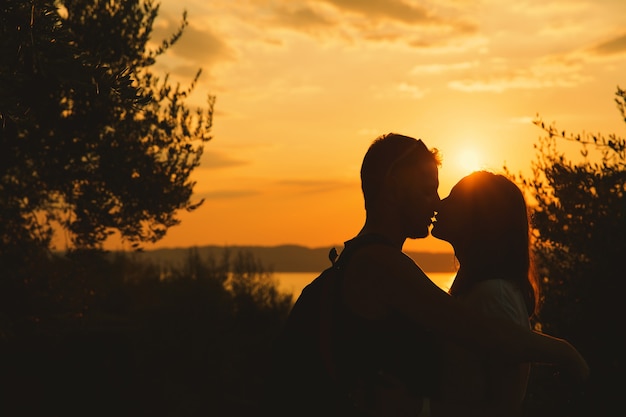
<box><xmin>464</xmin><ymin>279</ymin><xmax>529</xmax><ymax>325</ymax></box>
<box><xmin>471</xmin><ymin>278</ymin><xmax>520</xmax><ymax>294</ymax></box>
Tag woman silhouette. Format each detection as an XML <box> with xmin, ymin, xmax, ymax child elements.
<box><xmin>432</xmin><ymin>171</ymin><xmax>540</xmax><ymax>415</ymax></box>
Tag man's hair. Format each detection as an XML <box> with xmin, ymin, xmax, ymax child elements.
<box><xmin>360</xmin><ymin>133</ymin><xmax>440</xmax><ymax>210</ymax></box>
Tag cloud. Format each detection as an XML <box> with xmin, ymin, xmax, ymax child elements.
<box><xmin>276</xmin><ymin>179</ymin><xmax>353</xmax><ymax>194</ymax></box>
<box><xmin>407</xmin><ymin>35</ymin><xmax>489</xmax><ymax>54</ymax></box>
<box><xmin>195</xmin><ymin>178</ymin><xmax>353</xmax><ymax>201</ymax></box>
<box><xmin>372</xmin><ymin>82</ymin><xmax>429</xmax><ymax>100</ymax></box>
<box><xmin>449</xmin><ymin>75</ymin><xmax>583</xmax><ymax>93</ymax></box>
<box><xmin>269</xmin><ymin>4</ymin><xmax>336</xmax><ymax>33</ymax></box>
<box><xmin>357</xmin><ymin>128</ymin><xmax>382</xmax><ymax>137</ymax></box>
<box><xmin>589</xmin><ymin>31</ymin><xmax>626</xmax><ymax>56</ymax></box>
<box><xmin>410</xmin><ymin>61</ymin><xmax>478</xmax><ymax>74</ymax></box>
<box><xmin>197</xmin><ymin>189</ymin><xmax>260</xmax><ymax>200</ymax></box>
<box><xmin>166</xmin><ymin>64</ymin><xmax>204</xmax><ymax>81</ymax></box>
<box><xmin>242</xmin><ymin>0</ymin><xmax>477</xmax><ymax>49</ymax></box>
<box><xmin>510</xmin><ymin>0</ymin><xmax>590</xmax><ymax>16</ymax></box>
<box><xmin>201</xmin><ymin>151</ymin><xmax>249</xmax><ymax>170</ymax></box>
<box><xmin>396</xmin><ymin>83</ymin><xmax>428</xmax><ymax>99</ymax></box>
<box><xmin>320</xmin><ymin>0</ymin><xmax>439</xmax><ymax>25</ymax></box>
<box><xmin>151</xmin><ymin>11</ymin><xmax>235</xmax><ymax>67</ymax></box>
<box><xmin>448</xmin><ymin>56</ymin><xmax>590</xmax><ymax>93</ymax></box>
<box><xmin>333</xmin><ymin>0</ymin><xmax>478</xmax><ymax>47</ymax></box>
<box><xmin>172</xmin><ymin>25</ymin><xmax>236</xmax><ymax>65</ymax></box>
<box><xmin>508</xmin><ymin>116</ymin><xmax>535</xmax><ymax>125</ymax></box>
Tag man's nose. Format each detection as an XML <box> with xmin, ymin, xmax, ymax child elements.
<box><xmin>432</xmin><ymin>194</ymin><xmax>441</xmax><ymax>210</ymax></box>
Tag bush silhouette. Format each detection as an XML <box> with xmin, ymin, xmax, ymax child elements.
<box><xmin>0</xmin><ymin>247</ymin><xmax>292</xmax><ymax>417</ymax></box>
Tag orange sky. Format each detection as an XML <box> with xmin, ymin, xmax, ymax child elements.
<box><xmin>106</xmin><ymin>0</ymin><xmax>626</xmax><ymax>254</ymax></box>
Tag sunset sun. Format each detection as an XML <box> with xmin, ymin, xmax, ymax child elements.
<box><xmin>455</xmin><ymin>148</ymin><xmax>484</xmax><ymax>176</ymax></box>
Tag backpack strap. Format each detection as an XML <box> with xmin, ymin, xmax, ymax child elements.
<box><xmin>318</xmin><ymin>234</ymin><xmax>396</xmax><ymax>403</ymax></box>
<box><xmin>329</xmin><ymin>247</ymin><xmax>339</xmax><ymax>265</ymax></box>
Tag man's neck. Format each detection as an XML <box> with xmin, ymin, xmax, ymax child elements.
<box><xmin>358</xmin><ymin>221</ymin><xmax>406</xmax><ymax>250</ymax></box>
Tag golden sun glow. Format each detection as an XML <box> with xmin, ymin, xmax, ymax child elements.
<box><xmin>455</xmin><ymin>148</ymin><xmax>484</xmax><ymax>177</ymax></box>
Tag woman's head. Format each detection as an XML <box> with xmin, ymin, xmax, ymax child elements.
<box><xmin>432</xmin><ymin>171</ymin><xmax>539</xmax><ymax>315</ymax></box>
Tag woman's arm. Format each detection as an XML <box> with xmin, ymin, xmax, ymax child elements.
<box><xmin>356</xmin><ymin>246</ymin><xmax>589</xmax><ymax>382</ymax></box>
<box><xmin>469</xmin><ymin>280</ymin><xmax>532</xmax><ymax>409</ymax></box>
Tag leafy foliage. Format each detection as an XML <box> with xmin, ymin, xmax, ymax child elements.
<box><xmin>0</xmin><ymin>0</ymin><xmax>214</xmax><ymax>256</ymax></box>
<box><xmin>519</xmin><ymin>86</ymin><xmax>626</xmax><ymax>416</ymax></box>
<box><xmin>0</xmin><ymin>247</ymin><xmax>293</xmax><ymax>417</ymax></box>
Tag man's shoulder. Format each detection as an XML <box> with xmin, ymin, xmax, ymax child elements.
<box><xmin>345</xmin><ymin>243</ymin><xmax>423</xmax><ymax>276</ymax></box>
<box><xmin>345</xmin><ymin>241</ymin><xmax>403</xmax><ymax>261</ymax></box>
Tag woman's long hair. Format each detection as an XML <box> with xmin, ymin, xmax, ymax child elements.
<box><xmin>448</xmin><ymin>171</ymin><xmax>540</xmax><ymax>317</ymax></box>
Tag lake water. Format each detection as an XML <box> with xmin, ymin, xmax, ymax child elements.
<box><xmin>275</xmin><ymin>271</ymin><xmax>456</xmax><ymax>298</ymax></box>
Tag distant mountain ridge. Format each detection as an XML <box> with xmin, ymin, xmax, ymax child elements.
<box><xmin>129</xmin><ymin>244</ymin><xmax>457</xmax><ymax>273</ymax></box>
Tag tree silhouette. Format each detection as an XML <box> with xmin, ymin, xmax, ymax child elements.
<box><xmin>0</xmin><ymin>0</ymin><xmax>214</xmax><ymax>257</ymax></box>
<box><xmin>519</xmin><ymin>86</ymin><xmax>626</xmax><ymax>416</ymax></box>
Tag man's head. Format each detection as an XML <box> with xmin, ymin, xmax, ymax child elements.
<box><xmin>360</xmin><ymin>133</ymin><xmax>441</xmax><ymax>239</ymax></box>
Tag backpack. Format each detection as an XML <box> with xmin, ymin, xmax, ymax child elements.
<box><xmin>263</xmin><ymin>234</ymin><xmax>392</xmax><ymax>417</ymax></box>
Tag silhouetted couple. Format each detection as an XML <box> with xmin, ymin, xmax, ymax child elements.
<box><xmin>265</xmin><ymin>133</ymin><xmax>589</xmax><ymax>416</ymax></box>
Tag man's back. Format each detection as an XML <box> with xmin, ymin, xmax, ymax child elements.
<box><xmin>263</xmin><ymin>234</ymin><xmax>440</xmax><ymax>416</ymax></box>
<box><xmin>263</xmin><ymin>235</ymin><xmax>392</xmax><ymax>416</ymax></box>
